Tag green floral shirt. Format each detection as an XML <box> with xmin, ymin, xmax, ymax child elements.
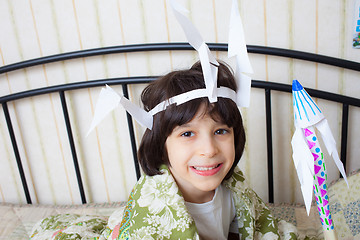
<box><xmin>101</xmin><ymin>166</ymin><xmax>299</xmax><ymax>240</ymax></box>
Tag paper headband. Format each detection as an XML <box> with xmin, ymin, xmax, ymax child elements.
<box><xmin>87</xmin><ymin>0</ymin><xmax>252</xmax><ymax>134</ymax></box>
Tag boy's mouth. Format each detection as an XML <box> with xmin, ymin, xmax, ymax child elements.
<box><xmin>191</xmin><ymin>164</ymin><xmax>222</xmax><ymax>176</ymax></box>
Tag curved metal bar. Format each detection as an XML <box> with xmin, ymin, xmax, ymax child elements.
<box><xmin>1</xmin><ymin>43</ymin><xmax>359</xmax><ymax>75</ymax></box>
<box><xmin>246</xmin><ymin>45</ymin><xmax>360</xmax><ymax>71</ymax></box>
<box><xmin>251</xmin><ymin>80</ymin><xmax>360</xmax><ymax>107</ymax></box>
<box><xmin>0</xmin><ymin>76</ymin><xmax>155</xmax><ymax>103</ymax></box>
<box><xmin>2</xmin><ymin>78</ymin><xmax>359</xmax><ymax>108</ymax></box>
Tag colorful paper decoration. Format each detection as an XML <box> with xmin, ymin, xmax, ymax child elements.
<box><xmin>291</xmin><ymin>79</ymin><xmax>349</xmax><ymax>239</ymax></box>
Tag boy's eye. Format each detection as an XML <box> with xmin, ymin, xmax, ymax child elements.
<box><xmin>215</xmin><ymin>129</ymin><xmax>228</xmax><ymax>135</ymax></box>
<box><xmin>181</xmin><ymin>131</ymin><xmax>194</xmax><ymax>137</ymax></box>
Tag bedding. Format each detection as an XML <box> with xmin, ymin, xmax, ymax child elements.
<box><xmin>0</xmin><ymin>202</ymin><xmax>125</xmax><ymax>240</ymax></box>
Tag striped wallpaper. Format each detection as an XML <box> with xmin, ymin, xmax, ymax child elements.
<box><xmin>0</xmin><ymin>0</ymin><xmax>359</xmax><ymax>205</ymax></box>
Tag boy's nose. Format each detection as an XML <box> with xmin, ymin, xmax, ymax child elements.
<box><xmin>198</xmin><ymin>136</ymin><xmax>218</xmax><ymax>158</ymax></box>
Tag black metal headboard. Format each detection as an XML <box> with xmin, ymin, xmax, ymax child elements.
<box><xmin>1</xmin><ymin>43</ymin><xmax>359</xmax><ymax>204</ymax></box>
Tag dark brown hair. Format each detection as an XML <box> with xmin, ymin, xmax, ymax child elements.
<box><xmin>137</xmin><ymin>61</ymin><xmax>245</xmax><ymax>179</ymax></box>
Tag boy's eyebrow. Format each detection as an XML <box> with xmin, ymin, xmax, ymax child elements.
<box><xmin>175</xmin><ymin>121</ymin><xmax>228</xmax><ymax>130</ymax></box>
<box><xmin>174</xmin><ymin>123</ymin><xmax>192</xmax><ymax>130</ymax></box>
<box><xmin>173</xmin><ymin>121</ymin><xmax>204</xmax><ymax>132</ymax></box>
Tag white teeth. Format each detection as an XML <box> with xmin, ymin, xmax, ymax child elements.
<box><xmin>193</xmin><ymin>165</ymin><xmax>218</xmax><ymax>171</ymax></box>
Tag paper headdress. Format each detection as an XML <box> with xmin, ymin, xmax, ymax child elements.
<box><xmin>87</xmin><ymin>0</ymin><xmax>252</xmax><ymax>134</ymax></box>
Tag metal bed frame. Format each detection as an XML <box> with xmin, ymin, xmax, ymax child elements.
<box><xmin>1</xmin><ymin>43</ymin><xmax>359</xmax><ymax>205</ymax></box>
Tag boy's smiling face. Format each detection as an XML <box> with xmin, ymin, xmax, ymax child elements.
<box><xmin>165</xmin><ymin>105</ymin><xmax>235</xmax><ymax>203</ymax></box>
